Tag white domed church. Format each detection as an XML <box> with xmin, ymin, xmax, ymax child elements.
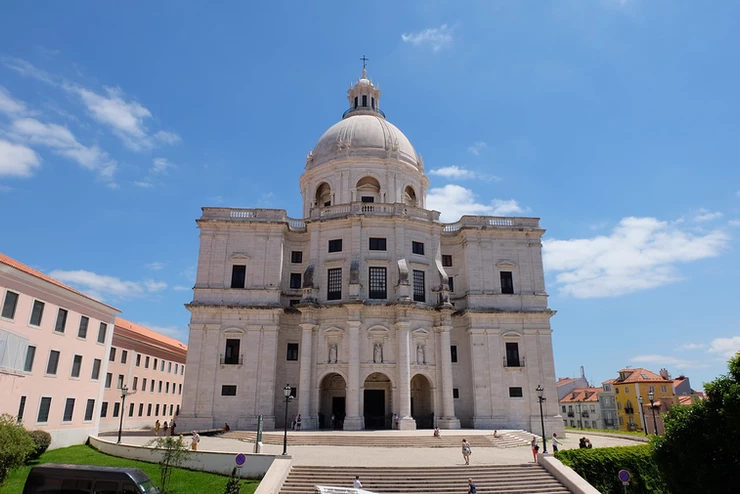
<box><xmin>178</xmin><ymin>68</ymin><xmax>563</xmax><ymax>435</ymax></box>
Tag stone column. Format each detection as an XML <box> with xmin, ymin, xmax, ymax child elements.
<box><xmin>396</xmin><ymin>321</ymin><xmax>416</xmax><ymax>430</ymax></box>
<box><xmin>298</xmin><ymin>323</ymin><xmax>316</xmax><ymax>430</ymax></box>
<box><xmin>435</xmin><ymin>324</ymin><xmax>461</xmax><ymax>429</ymax></box>
<box><xmin>343</xmin><ymin>319</ymin><xmax>364</xmax><ymax>430</ymax></box>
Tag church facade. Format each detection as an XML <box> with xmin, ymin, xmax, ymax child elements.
<box><xmin>178</xmin><ymin>69</ymin><xmax>563</xmax><ymax>434</ymax></box>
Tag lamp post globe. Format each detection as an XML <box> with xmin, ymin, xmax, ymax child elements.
<box><xmin>535</xmin><ymin>385</ymin><xmax>547</xmax><ymax>454</ymax></box>
<box><xmin>282</xmin><ymin>384</ymin><xmax>291</xmax><ymax>455</ymax></box>
<box><xmin>648</xmin><ymin>390</ymin><xmax>659</xmax><ymax>435</ymax></box>
<box><xmin>117</xmin><ymin>385</ymin><xmax>130</xmax><ymax>444</ymax></box>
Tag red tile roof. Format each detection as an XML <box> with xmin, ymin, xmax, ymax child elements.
<box><xmin>560</xmin><ymin>387</ymin><xmax>601</xmax><ymax>403</ymax></box>
<box><xmin>114</xmin><ymin>317</ymin><xmax>187</xmax><ymax>355</ymax></box>
<box><xmin>0</xmin><ymin>252</ymin><xmax>119</xmax><ymax>312</ymax></box>
<box><xmin>615</xmin><ymin>368</ymin><xmax>672</xmax><ymax>383</ymax></box>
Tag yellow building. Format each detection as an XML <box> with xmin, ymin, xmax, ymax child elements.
<box><xmin>612</xmin><ymin>368</ymin><xmax>674</xmax><ymax>433</ymax></box>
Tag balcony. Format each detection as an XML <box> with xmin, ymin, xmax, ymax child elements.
<box><xmin>219</xmin><ymin>354</ymin><xmax>244</xmax><ymax>365</ymax></box>
<box><xmin>342</xmin><ymin>106</ymin><xmax>386</xmax><ymax>119</ymax></box>
<box><xmin>567</xmin><ymin>412</ymin><xmax>575</xmax><ymax>417</ymax></box>
<box><xmin>624</xmin><ymin>407</ymin><xmax>635</xmax><ymax>414</ymax></box>
<box><xmin>503</xmin><ymin>357</ymin><xmax>525</xmax><ymax>368</ymax></box>
<box><xmin>581</xmin><ymin>411</ymin><xmax>590</xmax><ymax>418</ymax></box>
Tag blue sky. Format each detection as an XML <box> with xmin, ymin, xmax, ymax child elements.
<box><xmin>1</xmin><ymin>1</ymin><xmax>739</xmax><ymax>388</ymax></box>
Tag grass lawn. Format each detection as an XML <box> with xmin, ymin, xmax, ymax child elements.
<box><xmin>2</xmin><ymin>444</ymin><xmax>259</xmax><ymax>494</ymax></box>
<box><xmin>565</xmin><ymin>426</ymin><xmax>649</xmax><ymax>437</ymax></box>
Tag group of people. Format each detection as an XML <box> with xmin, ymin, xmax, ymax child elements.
<box><xmin>153</xmin><ymin>419</ymin><xmax>177</xmax><ymax>437</ymax></box>
<box><xmin>578</xmin><ymin>437</ymin><xmax>593</xmax><ymax>449</ymax></box>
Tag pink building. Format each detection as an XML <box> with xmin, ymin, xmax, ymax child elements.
<box><xmin>0</xmin><ymin>253</ymin><xmax>119</xmax><ymax>448</ymax></box>
<box><xmin>99</xmin><ymin>318</ymin><xmax>187</xmax><ymax>433</ymax></box>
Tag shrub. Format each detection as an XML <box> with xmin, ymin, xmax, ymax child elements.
<box><xmin>0</xmin><ymin>414</ymin><xmax>36</xmax><ymax>486</ymax></box>
<box><xmin>555</xmin><ymin>445</ymin><xmax>668</xmax><ymax>494</ymax></box>
<box><xmin>27</xmin><ymin>430</ymin><xmax>52</xmax><ymax>461</ymax></box>
<box><xmin>223</xmin><ymin>467</ymin><xmax>242</xmax><ymax>494</ymax></box>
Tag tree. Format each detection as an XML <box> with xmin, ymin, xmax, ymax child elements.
<box><xmin>223</xmin><ymin>467</ymin><xmax>242</xmax><ymax>494</ymax></box>
<box><xmin>147</xmin><ymin>436</ymin><xmax>190</xmax><ymax>494</ymax></box>
<box><xmin>0</xmin><ymin>414</ymin><xmax>35</xmax><ymax>486</ymax></box>
<box><xmin>653</xmin><ymin>352</ymin><xmax>740</xmax><ymax>493</ymax></box>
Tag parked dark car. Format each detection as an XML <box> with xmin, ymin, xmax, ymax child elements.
<box><xmin>22</xmin><ymin>463</ymin><xmax>160</xmax><ymax>494</ymax></box>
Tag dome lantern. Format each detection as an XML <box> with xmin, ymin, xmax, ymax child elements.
<box><xmin>343</xmin><ymin>65</ymin><xmax>384</xmax><ymax>119</ymax></box>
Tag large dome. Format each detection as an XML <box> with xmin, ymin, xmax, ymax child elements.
<box><xmin>308</xmin><ymin>114</ymin><xmax>420</xmax><ymax>171</ymax></box>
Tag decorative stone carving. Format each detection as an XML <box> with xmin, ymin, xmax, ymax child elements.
<box><xmin>416</xmin><ymin>344</ymin><xmax>425</xmax><ymax>365</ymax></box>
<box><xmin>328</xmin><ymin>343</ymin><xmax>337</xmax><ymax>363</ymax></box>
<box><xmin>373</xmin><ymin>342</ymin><xmax>383</xmax><ymax>363</ymax></box>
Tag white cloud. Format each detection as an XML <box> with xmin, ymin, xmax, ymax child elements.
<box><xmin>49</xmin><ymin>269</ymin><xmax>167</xmax><ymax>301</ymax></box>
<box><xmin>0</xmin><ymin>139</ymin><xmax>41</xmax><ymax>177</ymax></box>
<box><xmin>154</xmin><ymin>130</ymin><xmax>181</xmax><ymax>145</ymax></box>
<box><xmin>629</xmin><ymin>354</ymin><xmax>709</xmax><ymax>369</ymax></box>
<box><xmin>173</xmin><ymin>285</ymin><xmax>191</xmax><ymax>291</ymax></box>
<box><xmin>151</xmin><ymin>157</ymin><xmax>176</xmax><ymax>174</ymax></box>
<box><xmin>694</xmin><ymin>209</ymin><xmax>723</xmax><ymax>222</ymax></box>
<box><xmin>429</xmin><ymin>165</ymin><xmax>501</xmax><ymax>182</ymax></box>
<box><xmin>728</xmin><ymin>220</ymin><xmax>740</xmax><ymax>227</ymax></box>
<box><xmin>1</xmin><ymin>57</ymin><xmax>54</xmax><ymax>84</ymax></box>
<box><xmin>676</xmin><ymin>343</ymin><xmax>707</xmax><ymax>351</ymax></box>
<box><xmin>708</xmin><ymin>336</ymin><xmax>740</xmax><ymax>359</ymax></box>
<box><xmin>468</xmin><ymin>141</ymin><xmax>487</xmax><ymax>155</ymax></box>
<box><xmin>146</xmin><ymin>262</ymin><xmax>165</xmax><ymax>271</ymax></box>
<box><xmin>426</xmin><ymin>184</ymin><xmax>524</xmax><ymax>222</ymax></box>
<box><xmin>134</xmin><ymin>180</ymin><xmax>154</xmax><ymax>188</ymax></box>
<box><xmin>181</xmin><ymin>265</ymin><xmax>197</xmax><ymax>283</ymax></box>
<box><xmin>401</xmin><ymin>24</ymin><xmax>454</xmax><ymax>52</ymax></box>
<box><xmin>0</xmin><ymin>86</ymin><xmax>27</xmax><ymax>115</ymax></box>
<box><xmin>135</xmin><ymin>322</ymin><xmax>188</xmax><ymax>344</ymax></box>
<box><xmin>543</xmin><ymin>217</ymin><xmax>729</xmax><ymax>298</ymax></box>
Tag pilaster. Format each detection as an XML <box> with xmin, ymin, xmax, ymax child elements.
<box><xmin>395</xmin><ymin>321</ymin><xmax>416</xmax><ymax>430</ymax></box>
<box><xmin>298</xmin><ymin>323</ymin><xmax>316</xmax><ymax>430</ymax></box>
<box><xmin>344</xmin><ymin>314</ymin><xmax>364</xmax><ymax>430</ymax></box>
<box><xmin>434</xmin><ymin>310</ymin><xmax>460</xmax><ymax>429</ymax></box>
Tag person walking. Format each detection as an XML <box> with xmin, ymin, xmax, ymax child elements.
<box><xmin>154</xmin><ymin>420</ymin><xmax>161</xmax><ymax>436</ymax></box>
<box><xmin>170</xmin><ymin>420</ymin><xmax>176</xmax><ymax>436</ymax></box>
<box><xmin>531</xmin><ymin>436</ymin><xmax>540</xmax><ymax>462</ymax></box>
<box><xmin>467</xmin><ymin>477</ymin><xmax>477</xmax><ymax>494</ymax></box>
<box><xmin>163</xmin><ymin>421</ymin><xmax>169</xmax><ymax>436</ymax></box>
<box><xmin>551</xmin><ymin>433</ymin><xmax>560</xmax><ymax>453</ymax></box>
<box><xmin>191</xmin><ymin>431</ymin><xmax>200</xmax><ymax>451</ymax></box>
<box><xmin>461</xmin><ymin>439</ymin><xmax>472</xmax><ymax>465</ymax></box>
<box><xmin>353</xmin><ymin>475</ymin><xmax>362</xmax><ymax>489</ymax></box>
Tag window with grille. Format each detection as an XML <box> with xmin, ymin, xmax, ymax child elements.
<box><xmin>500</xmin><ymin>271</ymin><xmax>514</xmax><ymax>294</ymax></box>
<box><xmin>291</xmin><ymin>251</ymin><xmax>303</xmax><ymax>263</ymax></box>
<box><xmin>221</xmin><ymin>385</ymin><xmax>237</xmax><ymax>396</ymax></box>
<box><xmin>412</xmin><ymin>241</ymin><xmax>425</xmax><ymax>255</ymax></box>
<box><xmin>369</xmin><ymin>238</ymin><xmax>386</xmax><ymax>250</ymax></box>
<box><xmin>78</xmin><ymin>316</ymin><xmax>89</xmax><ymax>338</ymax></box>
<box><xmin>328</xmin><ymin>239</ymin><xmax>343</xmax><ymax>253</ymax></box>
<box><xmin>442</xmin><ymin>255</ymin><xmax>452</xmax><ymax>267</ymax></box>
<box><xmin>369</xmin><ymin>267</ymin><xmax>387</xmax><ymax>299</ymax></box>
<box><xmin>509</xmin><ymin>387</ymin><xmax>523</xmax><ymax>398</ymax></box>
<box><xmin>413</xmin><ymin>270</ymin><xmax>425</xmax><ymax>302</ymax></box>
<box><xmin>287</xmin><ymin>343</ymin><xmax>299</xmax><ymax>361</ymax></box>
<box><xmin>327</xmin><ymin>268</ymin><xmax>342</xmax><ymax>300</ymax></box>
<box><xmin>231</xmin><ymin>265</ymin><xmax>246</xmax><ymax>288</ymax></box>
<box><xmin>290</xmin><ymin>273</ymin><xmax>302</xmax><ymax>289</ymax></box>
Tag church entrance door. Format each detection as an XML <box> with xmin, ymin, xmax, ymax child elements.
<box><xmin>363</xmin><ymin>372</ymin><xmax>392</xmax><ymax>429</ymax></box>
<box><xmin>319</xmin><ymin>373</ymin><xmax>346</xmax><ymax>430</ymax></box>
<box><xmin>411</xmin><ymin>374</ymin><xmax>434</xmax><ymax>429</ymax></box>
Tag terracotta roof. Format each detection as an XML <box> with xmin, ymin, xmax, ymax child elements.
<box><xmin>678</xmin><ymin>395</ymin><xmax>694</xmax><ymax>406</ymax></box>
<box><xmin>615</xmin><ymin>368</ymin><xmax>672</xmax><ymax>383</ymax></box>
<box><xmin>0</xmin><ymin>252</ymin><xmax>119</xmax><ymax>312</ymax></box>
<box><xmin>560</xmin><ymin>387</ymin><xmax>601</xmax><ymax>403</ymax></box>
<box><xmin>114</xmin><ymin>317</ymin><xmax>187</xmax><ymax>354</ymax></box>
<box><xmin>602</xmin><ymin>378</ymin><xmax>616</xmax><ymax>385</ymax></box>
<box><xmin>557</xmin><ymin>377</ymin><xmax>580</xmax><ymax>386</ymax></box>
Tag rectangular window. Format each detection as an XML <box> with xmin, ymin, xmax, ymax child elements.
<box><xmin>166</xmin><ymin>382</ymin><xmax>170</xmax><ymax>393</ymax></box>
<box><xmin>224</xmin><ymin>338</ymin><xmax>241</xmax><ymax>364</ymax></box>
<box><xmin>150</xmin><ymin>380</ymin><xmax>155</xmax><ymax>392</ymax></box>
<box><xmin>450</xmin><ymin>345</ymin><xmax>458</xmax><ymax>363</ymax></box>
<box><xmin>142</xmin><ymin>378</ymin><xmax>147</xmax><ymax>391</ymax></box>
<box><xmin>291</xmin><ymin>251</ymin><xmax>303</xmax><ymax>263</ymax></box>
<box><xmin>509</xmin><ymin>387</ymin><xmax>524</xmax><ymax>398</ymax></box>
<box><xmin>168</xmin><ymin>362</ymin><xmax>172</xmax><ymax>373</ymax></box>
<box><xmin>145</xmin><ymin>356</ymin><xmax>150</xmax><ymax>368</ymax></box>
<box><xmin>328</xmin><ymin>239</ymin><xmax>343</xmax><ymax>253</ymax></box>
<box><xmin>453</xmin><ymin>388</ymin><xmax>460</xmax><ymax>399</ymax></box>
<box><xmin>24</xmin><ymin>345</ymin><xmax>36</xmax><ymax>372</ymax></box>
<box><xmin>71</xmin><ymin>355</ymin><xmax>82</xmax><ymax>378</ymax></box>
<box><xmin>155</xmin><ymin>404</ymin><xmax>160</xmax><ymax>416</ymax></box>
<box><xmin>178</xmin><ymin>384</ymin><xmax>182</xmax><ymax>395</ymax></box>
<box><xmin>46</xmin><ymin>350</ymin><xmax>60</xmax><ymax>375</ymax></box>
<box><xmin>105</xmin><ymin>373</ymin><xmax>112</xmax><ymax>388</ymax></box>
<box><xmin>129</xmin><ymin>403</ymin><xmax>135</xmax><ymax>417</ymax></box>
<box><xmin>113</xmin><ymin>402</ymin><xmax>120</xmax><ymax>418</ymax></box>
<box><xmin>109</xmin><ymin>347</ymin><xmax>116</xmax><ymax>362</ymax></box>
<box><xmin>290</xmin><ymin>273</ymin><xmax>302</xmax><ymax>289</ymax></box>
<box><xmin>413</xmin><ymin>270</ymin><xmax>425</xmax><ymax>302</ymax></box>
<box><xmin>412</xmin><ymin>241</ymin><xmax>425</xmax><ymax>255</ymax></box>
<box><xmin>174</xmin><ymin>363</ymin><xmax>178</xmax><ymax>374</ymax></box>
<box><xmin>138</xmin><ymin>403</ymin><xmax>144</xmax><ymax>417</ymax></box>
<box><xmin>1</xmin><ymin>291</ymin><xmax>19</xmax><ymax>319</ymax></box>
<box><xmin>505</xmin><ymin>342</ymin><xmax>520</xmax><ymax>367</ymax></box>
<box><xmin>661</xmin><ymin>386</ymin><xmax>667</xmax><ymax>393</ymax></box>
<box><xmin>37</xmin><ymin>397</ymin><xmax>52</xmax><ymax>423</ymax></box>
<box><xmin>18</xmin><ymin>396</ymin><xmax>26</xmax><ymax>421</ymax></box>
<box><xmin>221</xmin><ymin>385</ymin><xmax>237</xmax><ymax>396</ymax></box>
<box><xmin>158</xmin><ymin>381</ymin><xmax>162</xmax><ymax>393</ymax></box>
<box><xmin>368</xmin><ymin>267</ymin><xmax>387</xmax><ymax>299</ymax></box>
<box><xmin>369</xmin><ymin>238</ymin><xmax>387</xmax><ymax>250</ymax></box>
<box><xmin>147</xmin><ymin>404</ymin><xmax>152</xmax><ymax>416</ymax></box>
<box><xmin>327</xmin><ymin>268</ymin><xmax>342</xmax><ymax>300</ymax></box>
<box><xmin>91</xmin><ymin>359</ymin><xmax>101</xmax><ymax>380</ymax></box>
<box><xmin>84</xmin><ymin>399</ymin><xmax>95</xmax><ymax>421</ymax></box>
<box><xmin>448</xmin><ymin>277</ymin><xmax>454</xmax><ymax>292</ymax></box>
<box><xmin>616</xmin><ymin>387</ymin><xmax>620</xmax><ymax>394</ymax></box>
<box><xmin>78</xmin><ymin>316</ymin><xmax>89</xmax><ymax>338</ymax></box>
<box><xmin>160</xmin><ymin>360</ymin><xmax>165</xmax><ymax>372</ymax></box>
<box><xmin>133</xmin><ymin>377</ymin><xmax>138</xmax><ymax>391</ymax></box>
<box><xmin>121</xmin><ymin>350</ymin><xmax>128</xmax><ymax>364</ymax></box>
<box><xmin>287</xmin><ymin>343</ymin><xmax>299</xmax><ymax>361</ymax></box>
<box><xmin>361</xmin><ymin>196</ymin><xmax>374</xmax><ymax>203</ymax></box>
<box><xmin>97</xmin><ymin>322</ymin><xmax>107</xmax><ymax>344</ymax></box>
<box><xmin>154</xmin><ymin>358</ymin><xmax>158</xmax><ymax>369</ymax></box>
<box><xmin>136</xmin><ymin>354</ymin><xmax>141</xmax><ymax>367</ymax></box>
<box><xmin>181</xmin><ymin>365</ymin><xmax>184</xmax><ymax>375</ymax></box>
<box><xmin>117</xmin><ymin>374</ymin><xmax>124</xmax><ymax>389</ymax></box>
<box><xmin>230</xmin><ymin>265</ymin><xmax>246</xmax><ymax>288</ymax></box>
<box><xmin>500</xmin><ymin>271</ymin><xmax>514</xmax><ymax>294</ymax></box>
<box><xmin>54</xmin><ymin>308</ymin><xmax>68</xmax><ymax>333</ymax></box>
<box><xmin>290</xmin><ymin>387</ymin><xmax>297</xmax><ymax>398</ymax></box>
<box><xmin>442</xmin><ymin>255</ymin><xmax>453</xmax><ymax>267</ymax></box>
<box><xmin>30</xmin><ymin>300</ymin><xmax>45</xmax><ymax>326</ymax></box>
<box><xmin>362</xmin><ymin>94</ymin><xmax>367</xmax><ymax>107</ymax></box>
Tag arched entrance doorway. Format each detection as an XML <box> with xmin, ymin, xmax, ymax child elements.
<box><xmin>411</xmin><ymin>374</ymin><xmax>434</xmax><ymax>429</ymax></box>
<box><xmin>363</xmin><ymin>372</ymin><xmax>392</xmax><ymax>429</ymax></box>
<box><xmin>319</xmin><ymin>373</ymin><xmax>346</xmax><ymax>430</ymax></box>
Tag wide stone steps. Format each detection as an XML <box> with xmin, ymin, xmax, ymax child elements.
<box><xmin>280</xmin><ymin>465</ymin><xmax>570</xmax><ymax>494</ymax></box>
<box><xmin>225</xmin><ymin>430</ymin><xmax>536</xmax><ymax>449</ymax></box>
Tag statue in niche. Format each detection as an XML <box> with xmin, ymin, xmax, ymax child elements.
<box><xmin>416</xmin><ymin>344</ymin><xmax>425</xmax><ymax>365</ymax></box>
<box><xmin>373</xmin><ymin>342</ymin><xmax>383</xmax><ymax>363</ymax></box>
<box><xmin>328</xmin><ymin>343</ymin><xmax>337</xmax><ymax>364</ymax></box>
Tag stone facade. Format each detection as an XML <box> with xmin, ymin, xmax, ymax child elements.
<box><xmin>178</xmin><ymin>69</ymin><xmax>563</xmax><ymax>435</ymax></box>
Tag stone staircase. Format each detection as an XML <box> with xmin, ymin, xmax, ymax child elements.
<box><xmin>225</xmin><ymin>430</ymin><xmax>537</xmax><ymax>449</ymax></box>
<box><xmin>280</xmin><ymin>465</ymin><xmax>570</xmax><ymax>494</ymax></box>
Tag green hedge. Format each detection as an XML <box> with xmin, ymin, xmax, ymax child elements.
<box><xmin>555</xmin><ymin>445</ymin><xmax>668</xmax><ymax>494</ymax></box>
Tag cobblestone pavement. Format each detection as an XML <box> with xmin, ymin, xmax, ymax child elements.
<box><xmin>120</xmin><ymin>430</ymin><xmax>642</xmax><ymax>467</ymax></box>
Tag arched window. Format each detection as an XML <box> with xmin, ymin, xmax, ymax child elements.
<box><xmin>403</xmin><ymin>186</ymin><xmax>417</xmax><ymax>207</ymax></box>
<box><xmin>315</xmin><ymin>182</ymin><xmax>332</xmax><ymax>207</ymax></box>
<box><xmin>356</xmin><ymin>176</ymin><xmax>381</xmax><ymax>203</ymax></box>
<box><xmin>362</xmin><ymin>95</ymin><xmax>367</xmax><ymax>107</ymax></box>
<box><xmin>354</xmin><ymin>96</ymin><xmax>358</xmax><ymax>109</ymax></box>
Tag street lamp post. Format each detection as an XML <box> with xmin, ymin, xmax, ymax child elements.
<box><xmin>282</xmin><ymin>384</ymin><xmax>292</xmax><ymax>455</ymax></box>
<box><xmin>117</xmin><ymin>385</ymin><xmax>131</xmax><ymax>444</ymax></box>
<box><xmin>648</xmin><ymin>390</ymin><xmax>659</xmax><ymax>436</ymax></box>
<box><xmin>638</xmin><ymin>396</ymin><xmax>648</xmax><ymax>436</ymax></box>
<box><xmin>536</xmin><ymin>385</ymin><xmax>547</xmax><ymax>454</ymax></box>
